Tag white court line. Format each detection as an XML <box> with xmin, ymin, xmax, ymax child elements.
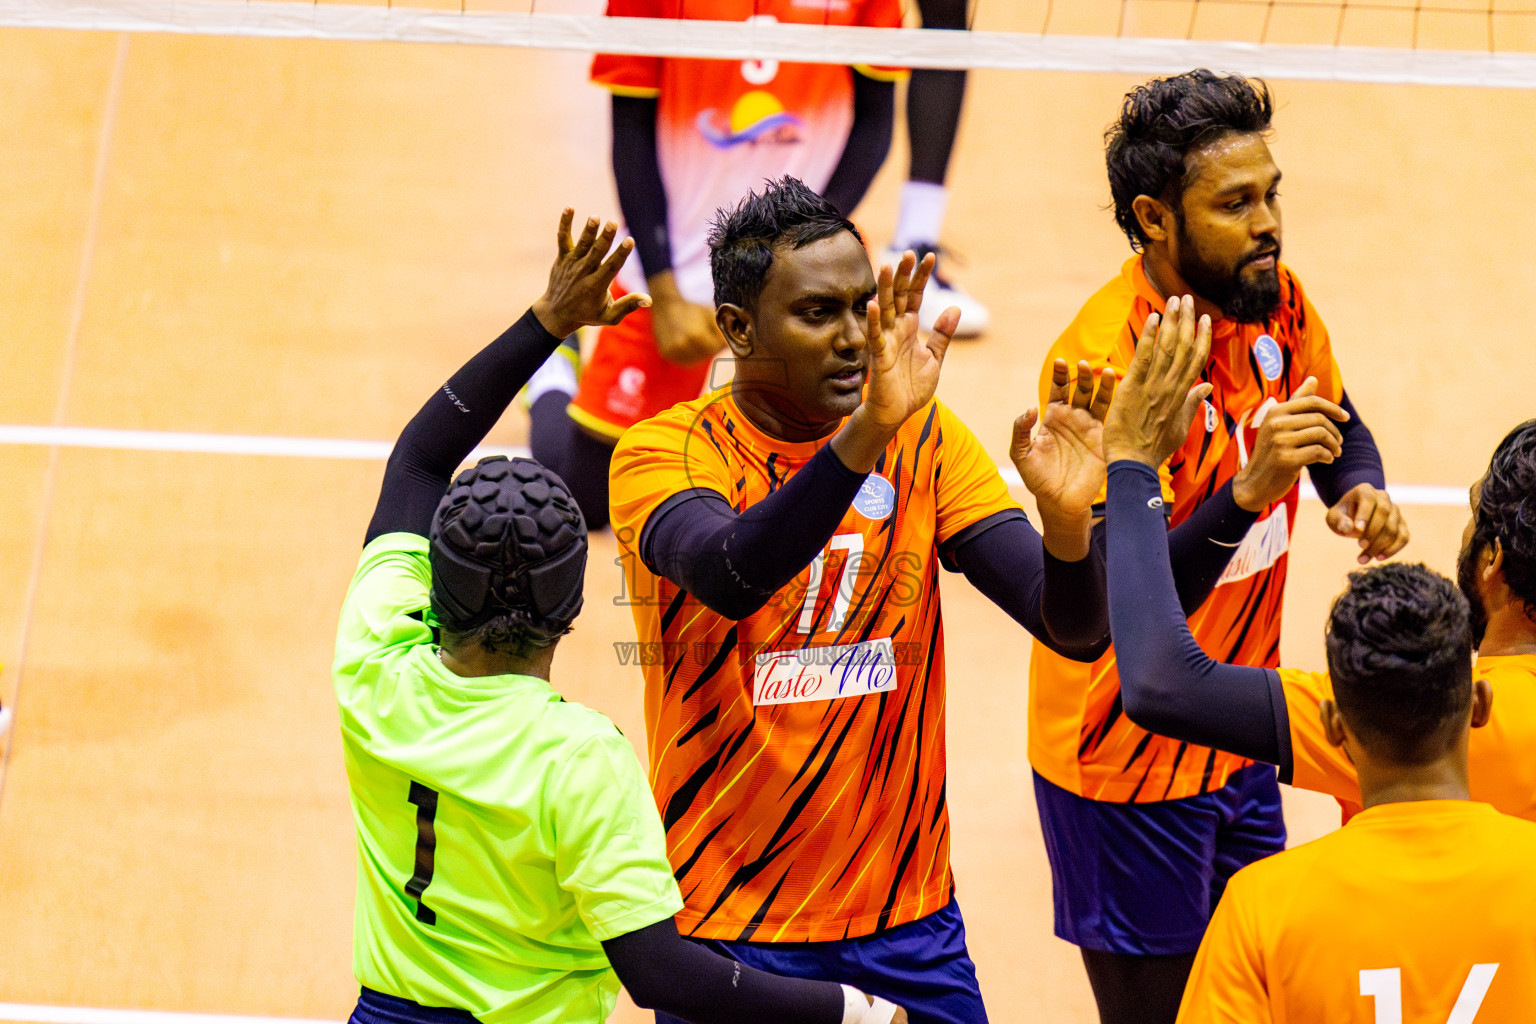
<box><xmin>0</xmin><ymin>424</ymin><xmax>1469</xmax><ymax>507</ymax></box>
<box><xmin>0</xmin><ymin>424</ymin><xmax>517</xmax><ymax>463</ymax></box>
<box><xmin>0</xmin><ymin>1005</ymin><xmax>337</xmax><ymax>1024</ymax></box>
<box><xmin>0</xmin><ymin>425</ymin><xmax>397</xmax><ymax>460</ymax></box>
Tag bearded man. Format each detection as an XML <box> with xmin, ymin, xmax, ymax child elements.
<box><xmin>1027</xmin><ymin>69</ymin><xmax>1407</xmax><ymax>1024</ymax></box>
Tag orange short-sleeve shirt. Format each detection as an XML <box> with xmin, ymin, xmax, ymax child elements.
<box><xmin>1179</xmin><ymin>800</ymin><xmax>1536</xmax><ymax>1023</ymax></box>
<box><xmin>1281</xmin><ymin>654</ymin><xmax>1536</xmax><ymax>822</ymax></box>
<box><xmin>1030</xmin><ymin>256</ymin><xmax>1344</xmax><ymax>802</ymax></box>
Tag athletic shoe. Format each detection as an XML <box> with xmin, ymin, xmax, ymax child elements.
<box><xmin>882</xmin><ymin>244</ymin><xmax>990</xmax><ymax>338</ymax></box>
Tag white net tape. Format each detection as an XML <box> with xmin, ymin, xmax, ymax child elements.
<box><xmin>2</xmin><ymin>0</ymin><xmax>1536</xmax><ymax>87</ymax></box>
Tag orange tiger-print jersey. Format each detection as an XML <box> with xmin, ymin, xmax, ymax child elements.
<box><xmin>1031</xmin><ymin>256</ymin><xmax>1344</xmax><ymax>803</ymax></box>
<box><xmin>610</xmin><ymin>390</ymin><xmax>1017</xmax><ymax>941</ymax></box>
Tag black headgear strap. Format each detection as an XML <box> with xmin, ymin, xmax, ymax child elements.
<box><xmin>430</xmin><ymin>537</ymin><xmax>586</xmax><ymax>634</ymax></box>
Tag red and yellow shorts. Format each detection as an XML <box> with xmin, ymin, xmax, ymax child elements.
<box><xmin>569</xmin><ymin>293</ymin><xmax>714</xmax><ymax>442</ymax></box>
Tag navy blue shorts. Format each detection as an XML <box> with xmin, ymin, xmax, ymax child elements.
<box><xmin>655</xmin><ymin>897</ymin><xmax>987</xmax><ymax>1024</ymax></box>
<box><xmin>349</xmin><ymin>988</ymin><xmax>478</xmax><ymax>1024</ymax></box>
<box><xmin>1033</xmin><ymin>763</ymin><xmax>1286</xmax><ymax>956</ymax></box>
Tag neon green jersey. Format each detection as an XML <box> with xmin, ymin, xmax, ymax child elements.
<box><xmin>333</xmin><ymin>534</ymin><xmax>684</xmax><ymax>1024</ymax></box>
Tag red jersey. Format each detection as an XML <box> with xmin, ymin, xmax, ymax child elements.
<box><xmin>609</xmin><ymin>391</ymin><xmax>1017</xmax><ymax>941</ymax></box>
<box><xmin>1033</xmin><ymin>256</ymin><xmax>1345</xmax><ymax>801</ymax></box>
<box><xmin>591</xmin><ymin>0</ymin><xmax>904</xmax><ymax>307</ymax></box>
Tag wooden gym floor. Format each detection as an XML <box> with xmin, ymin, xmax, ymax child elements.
<box><xmin>2</xmin><ymin>3</ymin><xmax>1534</xmax><ymax>1021</ymax></box>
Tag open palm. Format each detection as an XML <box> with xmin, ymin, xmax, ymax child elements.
<box><xmin>531</xmin><ymin>209</ymin><xmax>650</xmax><ymax>339</ymax></box>
<box><xmin>861</xmin><ymin>252</ymin><xmax>961</xmax><ymax>431</ymax></box>
<box><xmin>1012</xmin><ymin>359</ymin><xmax>1117</xmax><ymax>521</ymax></box>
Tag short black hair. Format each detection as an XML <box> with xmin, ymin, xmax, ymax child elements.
<box><xmin>1325</xmin><ymin>563</ymin><xmax>1474</xmax><ymax>765</ymax></box>
<box><xmin>708</xmin><ymin>176</ymin><xmax>862</xmax><ymax>310</ymax></box>
<box><xmin>1473</xmin><ymin>419</ymin><xmax>1536</xmax><ymax>611</ymax></box>
<box><xmin>1105</xmin><ymin>69</ymin><xmax>1274</xmax><ymax>250</ymax></box>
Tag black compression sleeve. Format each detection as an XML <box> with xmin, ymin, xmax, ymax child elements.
<box><xmin>1163</xmin><ymin>478</ymin><xmax>1260</xmax><ymax>613</ymax></box>
<box><xmin>364</xmin><ymin>310</ymin><xmax>562</xmax><ymax>544</ymax></box>
<box><xmin>946</xmin><ymin>513</ymin><xmax>1110</xmax><ymax>661</ymax></box>
<box><xmin>640</xmin><ymin>443</ymin><xmax>868</xmax><ymax>619</ymax></box>
<box><xmin>821</xmin><ymin>74</ymin><xmax>896</xmax><ymax>218</ymax></box>
<box><xmin>611</xmin><ymin>94</ymin><xmax>671</xmax><ymax>280</ymax></box>
<box><xmin>1306</xmin><ymin>390</ymin><xmax>1386</xmax><ymax>507</ymax></box>
<box><xmin>1105</xmin><ymin>460</ymin><xmax>1292</xmax><ymax>767</ymax></box>
<box><xmin>603</xmin><ymin>918</ymin><xmax>843</xmax><ymax>1024</ymax></box>
<box><xmin>1089</xmin><ymin>482</ymin><xmax>1258</xmax><ymax>619</ymax></box>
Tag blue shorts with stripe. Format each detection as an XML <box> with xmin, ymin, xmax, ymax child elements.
<box><xmin>1033</xmin><ymin>763</ymin><xmax>1286</xmax><ymax>956</ymax></box>
<box><xmin>655</xmin><ymin>897</ymin><xmax>987</xmax><ymax>1024</ymax></box>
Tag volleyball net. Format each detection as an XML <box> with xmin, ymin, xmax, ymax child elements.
<box><xmin>3</xmin><ymin>0</ymin><xmax>1536</xmax><ymax>88</ymax></box>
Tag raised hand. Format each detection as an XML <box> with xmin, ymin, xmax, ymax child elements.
<box><xmin>1326</xmin><ymin>483</ymin><xmax>1410</xmax><ymax>564</ymax></box>
<box><xmin>1013</xmin><ymin>359</ymin><xmax>1116</xmax><ymax>512</ymax></box>
<box><xmin>530</xmin><ymin>209</ymin><xmax>651</xmax><ymax>339</ymax></box>
<box><xmin>1103</xmin><ymin>294</ymin><xmax>1214</xmax><ymax>468</ymax></box>
<box><xmin>858</xmin><ymin>251</ymin><xmax>960</xmax><ymax>433</ymax></box>
<box><xmin>1231</xmin><ymin>375</ymin><xmax>1349</xmax><ymax>512</ymax></box>
<box><xmin>1012</xmin><ymin>358</ymin><xmax>1116</xmax><ymax>560</ymax></box>
<box><xmin>829</xmin><ymin>251</ymin><xmax>960</xmax><ymax>474</ymax></box>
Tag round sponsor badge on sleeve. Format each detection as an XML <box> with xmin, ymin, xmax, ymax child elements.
<box><xmin>1253</xmin><ymin>334</ymin><xmax>1284</xmax><ymax>382</ymax></box>
<box><xmin>855</xmin><ymin>474</ymin><xmax>896</xmax><ymax>520</ymax></box>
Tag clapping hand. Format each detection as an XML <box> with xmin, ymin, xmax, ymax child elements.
<box><xmin>1012</xmin><ymin>358</ymin><xmax>1117</xmax><ymax>560</ymax></box>
<box><xmin>531</xmin><ymin>210</ymin><xmax>651</xmax><ymax>340</ymax></box>
<box><xmin>1102</xmin><ymin>294</ymin><xmax>1214</xmax><ymax>469</ymax></box>
<box><xmin>858</xmin><ymin>251</ymin><xmax>961</xmax><ymax>433</ymax></box>
<box><xmin>1230</xmin><ymin>376</ymin><xmax>1348</xmax><ymax>513</ymax></box>
<box><xmin>832</xmin><ymin>251</ymin><xmax>961</xmax><ymax>474</ymax></box>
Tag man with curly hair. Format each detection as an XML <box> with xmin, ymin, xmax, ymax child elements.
<box><xmin>1173</xmin><ymin>562</ymin><xmax>1536</xmax><ymax>1022</ymax></box>
<box><xmin>1029</xmin><ymin>69</ymin><xmax>1409</xmax><ymax>1022</ymax></box>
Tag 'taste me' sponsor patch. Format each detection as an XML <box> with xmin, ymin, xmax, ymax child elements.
<box><xmin>752</xmin><ymin>638</ymin><xmax>898</xmax><ymax>706</ymax></box>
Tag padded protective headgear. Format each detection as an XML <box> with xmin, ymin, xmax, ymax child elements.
<box><xmin>429</xmin><ymin>456</ymin><xmax>587</xmax><ymax>639</ymax></box>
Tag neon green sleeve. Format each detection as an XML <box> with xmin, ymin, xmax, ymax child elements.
<box><xmin>550</xmin><ymin>730</ymin><xmax>684</xmax><ymax>942</ymax></box>
<box><xmin>335</xmin><ymin>534</ymin><xmax>435</xmax><ymax>694</ymax></box>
